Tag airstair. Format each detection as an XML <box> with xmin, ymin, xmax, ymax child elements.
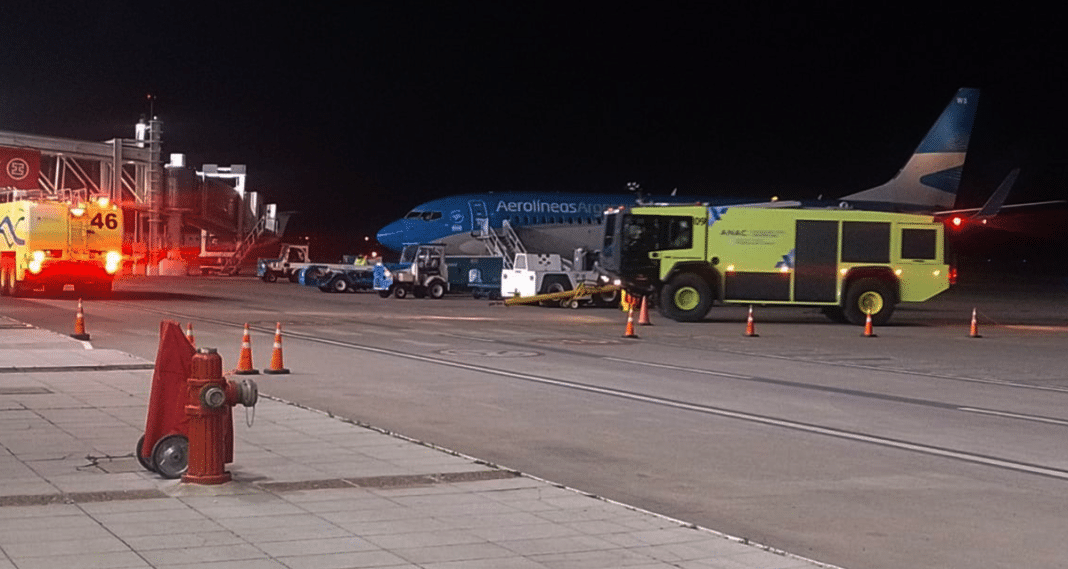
<box><xmin>218</xmin><ymin>214</ymin><xmax>272</xmax><ymax>275</ymax></box>
<box><xmin>477</xmin><ymin>219</ymin><xmax>526</xmax><ymax>269</ymax></box>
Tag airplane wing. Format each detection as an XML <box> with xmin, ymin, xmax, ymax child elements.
<box><xmin>935</xmin><ymin>168</ymin><xmax>1064</xmax><ymax>224</ymax></box>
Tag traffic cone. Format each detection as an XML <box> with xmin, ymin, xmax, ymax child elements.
<box><xmin>638</xmin><ymin>296</ymin><xmax>653</xmax><ymax>326</ymax></box>
<box><xmin>185</xmin><ymin>323</ymin><xmax>196</xmax><ymax>348</ymax></box>
<box><xmin>234</xmin><ymin>323</ymin><xmax>259</xmax><ymax>375</ymax></box>
<box><xmin>71</xmin><ymin>298</ymin><xmax>90</xmax><ymax>341</ymax></box>
<box><xmin>263</xmin><ymin>322</ymin><xmax>290</xmax><ymax>374</ymax></box>
<box><xmin>622</xmin><ymin>306</ymin><xmax>639</xmax><ymax>339</ymax></box>
<box><xmin>968</xmin><ymin>308</ymin><xmax>982</xmax><ymax>338</ymax></box>
<box><xmin>744</xmin><ymin>305</ymin><xmax>758</xmax><ymax>337</ymax></box>
<box><xmin>863</xmin><ymin>312</ymin><xmax>877</xmax><ymax>337</ymax></box>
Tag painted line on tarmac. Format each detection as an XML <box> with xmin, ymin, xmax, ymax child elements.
<box><xmin>108</xmin><ymin>303</ymin><xmax>1068</xmax><ymax>480</ymax></box>
<box><xmin>611</xmin><ymin>356</ymin><xmax>1068</xmax><ymax>428</ymax></box>
<box><xmin>277</xmin><ymin>332</ymin><xmax>1068</xmax><ymax>482</ymax></box>
<box><xmin>958</xmin><ymin>407</ymin><xmax>1068</xmax><ymax>427</ymax></box>
<box><xmin>1004</xmin><ymin>325</ymin><xmax>1068</xmax><ymax>332</ymax></box>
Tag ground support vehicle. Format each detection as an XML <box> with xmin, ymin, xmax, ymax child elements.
<box><xmin>450</xmin><ymin>255</ymin><xmax>502</xmax><ymax>299</ymax></box>
<box><xmin>0</xmin><ymin>198</ymin><xmax>123</xmax><ymax>297</ymax></box>
<box><xmin>600</xmin><ymin>204</ymin><xmax>951</xmax><ymax>324</ymax></box>
<box><xmin>373</xmin><ymin>244</ymin><xmax>449</xmax><ymax>299</ymax></box>
<box><xmin>257</xmin><ymin>244</ymin><xmax>310</xmax><ymax>282</ymax></box>
<box><xmin>373</xmin><ymin>244</ymin><xmax>503</xmax><ymax>299</ymax></box>
<box><xmin>501</xmin><ymin>251</ymin><xmax>618</xmax><ymax>308</ymax></box>
<box><xmin>314</xmin><ymin>266</ymin><xmax>376</xmax><ymax>293</ymax></box>
<box><xmin>258</xmin><ymin>244</ymin><xmax>372</xmax><ymax>285</ymax></box>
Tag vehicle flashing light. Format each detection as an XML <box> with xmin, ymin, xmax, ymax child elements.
<box><xmin>726</xmin><ymin>264</ymin><xmax>735</xmax><ymax>272</ymax></box>
<box><xmin>105</xmin><ymin>251</ymin><xmax>122</xmax><ymax>274</ymax></box>
<box><xmin>894</xmin><ymin>268</ymin><xmax>903</xmax><ymax>276</ymax></box>
<box><xmin>28</xmin><ymin>251</ymin><xmax>45</xmax><ymax>274</ymax></box>
<box><xmin>951</xmin><ymin>216</ymin><xmax>963</xmax><ymax>227</ymax></box>
<box><xmin>70</xmin><ymin>207</ymin><xmax>85</xmax><ymax>217</ymax></box>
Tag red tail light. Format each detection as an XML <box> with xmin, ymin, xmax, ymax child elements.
<box><xmin>948</xmin><ymin>266</ymin><xmax>958</xmax><ymax>285</ymax></box>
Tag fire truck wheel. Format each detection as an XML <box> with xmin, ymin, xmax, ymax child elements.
<box><xmin>0</xmin><ymin>260</ymin><xmax>10</xmax><ymax>296</ymax></box>
<box><xmin>151</xmin><ymin>434</ymin><xmax>189</xmax><ymax>479</ymax></box>
<box><xmin>378</xmin><ymin>287</ymin><xmax>394</xmax><ymax>298</ymax></box>
<box><xmin>263</xmin><ymin>271</ymin><xmax>278</xmax><ymax>283</ymax></box>
<box><xmin>660</xmin><ymin>273</ymin><xmax>713</xmax><ymax>322</ymax></box>
<box><xmin>8</xmin><ymin>279</ymin><xmax>25</xmax><ymax>298</ymax></box>
<box><xmin>393</xmin><ymin>286</ymin><xmax>408</xmax><ymax>299</ymax></box>
<box><xmin>428</xmin><ymin>280</ymin><xmax>446</xmax><ymax>299</ymax></box>
<box><xmin>135</xmin><ymin>435</ymin><xmax>155</xmax><ymax>472</ymax></box>
<box><xmin>844</xmin><ymin>278</ymin><xmax>896</xmax><ymax>326</ymax></box>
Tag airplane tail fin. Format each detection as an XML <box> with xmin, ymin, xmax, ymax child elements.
<box><xmin>840</xmin><ymin>88</ymin><xmax>980</xmax><ymax>211</ymax></box>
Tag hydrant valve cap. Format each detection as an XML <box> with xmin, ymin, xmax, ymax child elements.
<box><xmin>238</xmin><ymin>379</ymin><xmax>259</xmax><ymax>407</ymax></box>
<box><xmin>201</xmin><ymin>386</ymin><xmax>227</xmax><ymax>409</ymax></box>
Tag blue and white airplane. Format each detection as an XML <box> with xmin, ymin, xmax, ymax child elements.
<box><xmin>376</xmin><ymin>88</ymin><xmax>980</xmax><ymax>258</ymax></box>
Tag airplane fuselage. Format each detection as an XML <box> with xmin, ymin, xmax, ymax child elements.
<box><xmin>377</xmin><ymin>89</ymin><xmax>981</xmax><ymax>260</ymax></box>
<box><xmin>377</xmin><ymin>193</ymin><xmax>652</xmax><ymax>258</ymax></box>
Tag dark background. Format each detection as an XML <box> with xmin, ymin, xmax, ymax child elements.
<box><xmin>2</xmin><ymin>4</ymin><xmax>1065</xmax><ymax>272</ymax></box>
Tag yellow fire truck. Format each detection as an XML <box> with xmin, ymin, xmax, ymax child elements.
<box><xmin>0</xmin><ymin>198</ymin><xmax>123</xmax><ymax>296</ymax></box>
<box><xmin>600</xmin><ymin>204</ymin><xmax>952</xmax><ymax>325</ymax></box>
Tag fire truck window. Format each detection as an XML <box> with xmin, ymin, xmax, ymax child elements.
<box><xmin>842</xmin><ymin>221</ymin><xmax>890</xmax><ymax>263</ymax></box>
<box><xmin>901</xmin><ymin>228</ymin><xmax>937</xmax><ymax>259</ymax></box>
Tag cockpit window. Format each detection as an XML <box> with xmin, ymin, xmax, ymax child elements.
<box><xmin>403</xmin><ymin>211</ymin><xmax>442</xmax><ymax>221</ymax></box>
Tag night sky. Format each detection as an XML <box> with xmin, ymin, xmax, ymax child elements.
<box><xmin>2</xmin><ymin>4</ymin><xmax>1065</xmax><ymax>265</ymax></box>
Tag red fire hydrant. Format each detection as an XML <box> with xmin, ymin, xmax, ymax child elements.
<box><xmin>183</xmin><ymin>347</ymin><xmax>258</xmax><ymax>485</ymax></box>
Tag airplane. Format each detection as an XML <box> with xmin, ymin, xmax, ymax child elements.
<box><xmin>376</xmin><ymin>88</ymin><xmax>981</xmax><ymax>259</ymax></box>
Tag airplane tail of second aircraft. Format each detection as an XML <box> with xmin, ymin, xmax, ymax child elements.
<box><xmin>840</xmin><ymin>87</ymin><xmax>980</xmax><ymax>211</ymax></box>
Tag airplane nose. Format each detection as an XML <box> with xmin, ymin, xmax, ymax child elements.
<box><xmin>376</xmin><ymin>222</ymin><xmax>405</xmax><ymax>252</ymax></box>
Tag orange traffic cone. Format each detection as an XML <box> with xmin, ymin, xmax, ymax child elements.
<box><xmin>744</xmin><ymin>305</ymin><xmax>758</xmax><ymax>337</ymax></box>
<box><xmin>623</xmin><ymin>306</ymin><xmax>639</xmax><ymax>339</ymax></box>
<box><xmin>638</xmin><ymin>296</ymin><xmax>653</xmax><ymax>326</ymax></box>
<box><xmin>185</xmin><ymin>323</ymin><xmax>196</xmax><ymax>348</ymax></box>
<box><xmin>234</xmin><ymin>323</ymin><xmax>259</xmax><ymax>375</ymax></box>
<box><xmin>263</xmin><ymin>322</ymin><xmax>290</xmax><ymax>374</ymax></box>
<box><xmin>71</xmin><ymin>298</ymin><xmax>90</xmax><ymax>341</ymax></box>
<box><xmin>863</xmin><ymin>312</ymin><xmax>877</xmax><ymax>337</ymax></box>
<box><xmin>968</xmin><ymin>308</ymin><xmax>982</xmax><ymax>338</ymax></box>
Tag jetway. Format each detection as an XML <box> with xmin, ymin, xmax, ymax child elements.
<box><xmin>0</xmin><ymin>118</ymin><xmax>283</xmax><ymax>275</ymax></box>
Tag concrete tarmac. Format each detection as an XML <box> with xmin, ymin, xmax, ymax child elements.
<box><xmin>0</xmin><ymin>316</ymin><xmax>832</xmax><ymax>569</ymax></box>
